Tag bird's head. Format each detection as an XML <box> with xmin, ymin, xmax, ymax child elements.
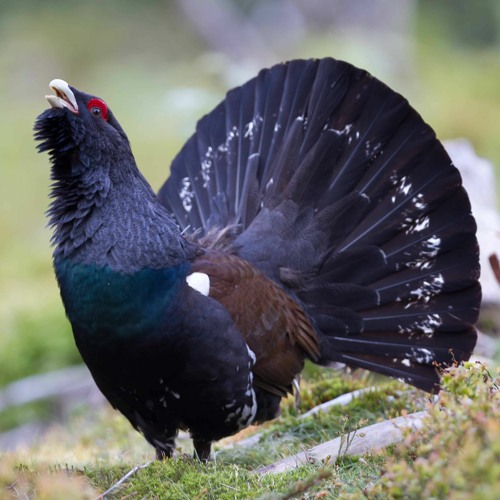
<box><xmin>34</xmin><ymin>79</ymin><xmax>190</xmax><ymax>267</ymax></box>
<box><xmin>34</xmin><ymin>79</ymin><xmax>131</xmax><ymax>175</ymax></box>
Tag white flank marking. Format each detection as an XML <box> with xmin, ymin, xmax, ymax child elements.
<box><xmin>246</xmin><ymin>345</ymin><xmax>257</xmax><ymax>365</ymax></box>
<box><xmin>237</xmin><ymin>391</ymin><xmax>257</xmax><ymax>428</ymax></box>
<box><xmin>186</xmin><ymin>272</ymin><xmax>210</xmax><ymax>296</ymax></box>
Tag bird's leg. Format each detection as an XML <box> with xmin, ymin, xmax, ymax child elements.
<box><xmin>193</xmin><ymin>439</ymin><xmax>212</xmax><ymax>462</ymax></box>
<box><xmin>156</xmin><ymin>448</ymin><xmax>172</xmax><ymax>460</ymax></box>
<box><xmin>155</xmin><ymin>435</ymin><xmax>176</xmax><ymax>460</ymax></box>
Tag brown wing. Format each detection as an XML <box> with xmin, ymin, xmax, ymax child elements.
<box><xmin>192</xmin><ymin>250</ymin><xmax>319</xmax><ymax>397</ymax></box>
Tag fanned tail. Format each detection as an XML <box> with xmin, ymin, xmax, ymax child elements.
<box><xmin>158</xmin><ymin>58</ymin><xmax>481</xmax><ymax>392</ymax></box>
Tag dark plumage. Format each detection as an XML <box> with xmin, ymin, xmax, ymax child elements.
<box><xmin>34</xmin><ymin>59</ymin><xmax>481</xmax><ymax>461</ymax></box>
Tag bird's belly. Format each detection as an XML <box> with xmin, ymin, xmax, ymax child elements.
<box><xmin>75</xmin><ymin>316</ymin><xmax>257</xmax><ymax>446</ymax></box>
<box><xmin>84</xmin><ymin>343</ymin><xmax>257</xmax><ymax>445</ymax></box>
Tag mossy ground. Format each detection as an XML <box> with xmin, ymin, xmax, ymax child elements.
<box><xmin>1</xmin><ymin>363</ymin><xmax>498</xmax><ymax>499</ymax></box>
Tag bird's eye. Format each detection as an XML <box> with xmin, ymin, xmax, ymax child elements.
<box><xmin>87</xmin><ymin>98</ymin><xmax>108</xmax><ymax>121</ymax></box>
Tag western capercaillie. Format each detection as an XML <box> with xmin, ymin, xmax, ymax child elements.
<box><xmin>35</xmin><ymin>58</ymin><xmax>481</xmax><ymax>461</ymax></box>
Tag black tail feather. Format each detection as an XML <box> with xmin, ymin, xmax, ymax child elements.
<box><xmin>324</xmin><ymin>326</ymin><xmax>478</xmax><ymax>392</ymax></box>
<box><xmin>158</xmin><ymin>58</ymin><xmax>481</xmax><ymax>392</ymax></box>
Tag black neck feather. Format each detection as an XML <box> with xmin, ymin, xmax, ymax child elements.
<box><xmin>35</xmin><ymin>108</ymin><xmax>196</xmax><ymax>272</ymax></box>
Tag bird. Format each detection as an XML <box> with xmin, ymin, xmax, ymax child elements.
<box><xmin>34</xmin><ymin>58</ymin><xmax>481</xmax><ymax>461</ymax></box>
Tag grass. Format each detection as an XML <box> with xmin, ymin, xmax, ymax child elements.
<box><xmin>0</xmin><ymin>363</ymin><xmax>498</xmax><ymax>498</ymax></box>
<box><xmin>366</xmin><ymin>362</ymin><xmax>500</xmax><ymax>499</ymax></box>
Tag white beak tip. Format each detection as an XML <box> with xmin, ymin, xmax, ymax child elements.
<box><xmin>46</xmin><ymin>79</ymin><xmax>79</xmax><ymax>114</ymax></box>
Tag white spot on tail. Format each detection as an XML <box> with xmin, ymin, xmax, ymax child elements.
<box><xmin>410</xmin><ymin>347</ymin><xmax>435</xmax><ymax>364</ymax></box>
<box><xmin>179</xmin><ymin>177</ymin><xmax>194</xmax><ymax>212</ymax></box>
<box><xmin>399</xmin><ymin>176</ymin><xmax>412</xmax><ymax>195</ymax></box>
<box><xmin>365</xmin><ymin>139</ymin><xmax>383</xmax><ymax>159</ymax></box>
<box><xmin>186</xmin><ymin>272</ymin><xmax>210</xmax><ymax>296</ymax></box>
<box><xmin>245</xmin><ymin>114</ymin><xmax>263</xmax><ymax>137</ymax></box>
<box><xmin>408</xmin><ymin>273</ymin><xmax>445</xmax><ymax>304</ymax></box>
<box><xmin>217</xmin><ymin>125</ymin><xmax>241</xmax><ymax>153</ymax></box>
<box><xmin>425</xmin><ymin>235</ymin><xmax>441</xmax><ymax>254</ymax></box>
<box><xmin>329</xmin><ymin>123</ymin><xmax>353</xmax><ymax>136</ymax></box>
<box><xmin>401</xmin><ymin>215</ymin><xmax>430</xmax><ymax>235</ymax></box>
<box><xmin>406</xmin><ymin>235</ymin><xmax>442</xmax><ymax>270</ymax></box>
<box><xmin>201</xmin><ymin>147</ymin><xmax>213</xmax><ymax>188</ymax></box>
<box><xmin>398</xmin><ymin>313</ymin><xmax>442</xmax><ymax>337</ymax></box>
<box><xmin>245</xmin><ymin>121</ymin><xmax>256</xmax><ymax>137</ymax></box>
<box><xmin>413</xmin><ymin>216</ymin><xmax>430</xmax><ymax>232</ymax></box>
<box><xmin>390</xmin><ymin>175</ymin><xmax>413</xmax><ymax>204</ymax></box>
<box><xmin>412</xmin><ymin>193</ymin><xmax>427</xmax><ymax>210</ymax></box>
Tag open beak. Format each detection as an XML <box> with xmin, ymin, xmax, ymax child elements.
<box><xmin>45</xmin><ymin>79</ymin><xmax>79</xmax><ymax>114</ymax></box>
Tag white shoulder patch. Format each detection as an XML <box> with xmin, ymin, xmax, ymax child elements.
<box><xmin>186</xmin><ymin>272</ymin><xmax>210</xmax><ymax>296</ymax></box>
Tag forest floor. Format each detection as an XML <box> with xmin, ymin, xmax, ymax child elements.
<box><xmin>1</xmin><ymin>362</ymin><xmax>498</xmax><ymax>499</ymax></box>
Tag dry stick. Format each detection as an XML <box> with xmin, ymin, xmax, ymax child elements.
<box><xmin>226</xmin><ymin>387</ymin><xmax>378</xmax><ymax>450</ymax></box>
<box><xmin>300</xmin><ymin>387</ymin><xmax>376</xmax><ymax>418</ymax></box>
<box><xmin>256</xmin><ymin>410</ymin><xmax>427</xmax><ymax>475</ymax></box>
<box><xmin>96</xmin><ymin>460</ymin><xmax>153</xmax><ymax>499</ymax></box>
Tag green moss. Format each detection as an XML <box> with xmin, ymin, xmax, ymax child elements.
<box><xmin>219</xmin><ymin>372</ymin><xmax>420</xmax><ymax>469</ymax></box>
<box><xmin>364</xmin><ymin>363</ymin><xmax>500</xmax><ymax>499</ymax></box>
<box><xmin>84</xmin><ymin>459</ymin><xmax>331</xmax><ymax>499</ymax></box>
<box><xmin>2</xmin><ymin>364</ymin><xmax>498</xmax><ymax>498</ymax></box>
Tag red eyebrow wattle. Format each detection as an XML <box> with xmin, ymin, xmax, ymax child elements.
<box><xmin>87</xmin><ymin>98</ymin><xmax>108</xmax><ymax>121</ymax></box>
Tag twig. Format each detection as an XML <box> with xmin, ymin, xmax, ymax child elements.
<box><xmin>300</xmin><ymin>387</ymin><xmax>376</xmax><ymax>418</ymax></box>
<box><xmin>225</xmin><ymin>387</ymin><xmax>378</xmax><ymax>450</ymax></box>
<box><xmin>96</xmin><ymin>460</ymin><xmax>153</xmax><ymax>499</ymax></box>
<box><xmin>256</xmin><ymin>410</ymin><xmax>427</xmax><ymax>475</ymax></box>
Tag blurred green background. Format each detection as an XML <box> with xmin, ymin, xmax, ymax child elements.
<box><xmin>0</xmin><ymin>0</ymin><xmax>499</xmax><ymax>417</ymax></box>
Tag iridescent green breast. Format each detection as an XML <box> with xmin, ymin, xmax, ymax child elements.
<box><xmin>54</xmin><ymin>256</ymin><xmax>190</xmax><ymax>343</ymax></box>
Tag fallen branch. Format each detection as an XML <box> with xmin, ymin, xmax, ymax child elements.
<box><xmin>300</xmin><ymin>387</ymin><xmax>376</xmax><ymax>418</ymax></box>
<box><xmin>225</xmin><ymin>387</ymin><xmax>378</xmax><ymax>450</ymax></box>
<box><xmin>96</xmin><ymin>460</ymin><xmax>153</xmax><ymax>499</ymax></box>
<box><xmin>256</xmin><ymin>410</ymin><xmax>427</xmax><ymax>475</ymax></box>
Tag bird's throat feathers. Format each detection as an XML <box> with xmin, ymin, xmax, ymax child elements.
<box><xmin>35</xmin><ymin>106</ymin><xmax>193</xmax><ymax>272</ymax></box>
<box><xmin>55</xmin><ymin>257</ymin><xmax>190</xmax><ymax>342</ymax></box>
